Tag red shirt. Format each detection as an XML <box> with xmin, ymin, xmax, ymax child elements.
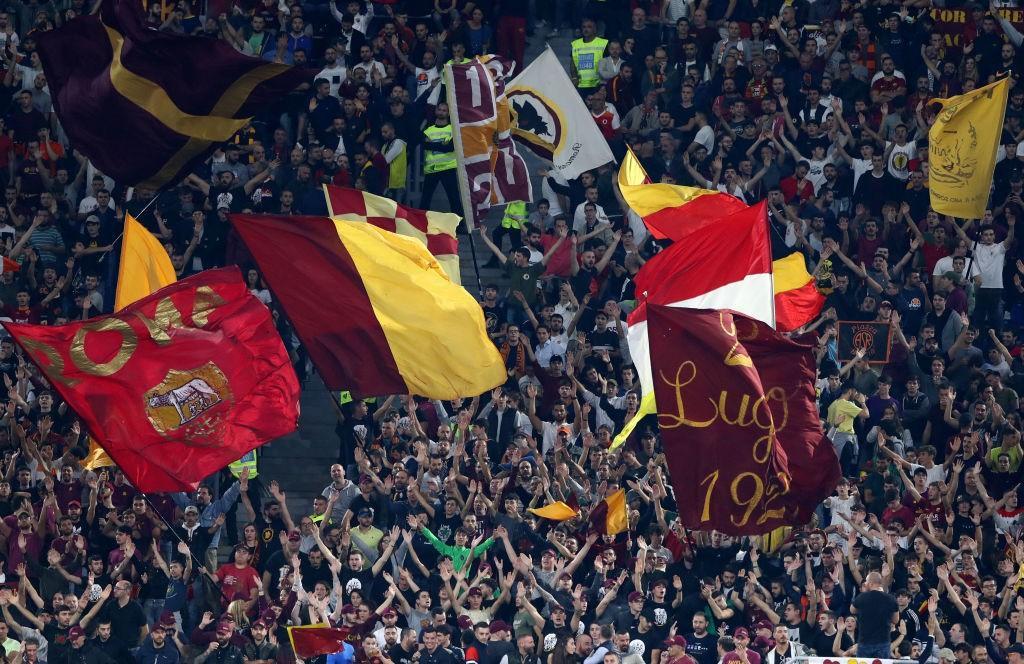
<box><xmin>215</xmin><ymin>562</ymin><xmax>261</xmax><ymax>604</ymax></box>
<box><xmin>780</xmin><ymin>176</ymin><xmax>814</xmax><ymax>204</ymax></box>
<box><xmin>591</xmin><ymin>110</ymin><xmax>618</xmax><ymax>141</ymax></box>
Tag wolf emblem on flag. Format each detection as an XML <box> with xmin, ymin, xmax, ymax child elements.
<box><xmin>144</xmin><ymin>362</ymin><xmax>232</xmax><ymax>435</ymax></box>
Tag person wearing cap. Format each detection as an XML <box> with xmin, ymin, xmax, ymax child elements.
<box><xmin>663</xmin><ymin>635</ymin><xmax>693</xmax><ymax>664</ymax></box>
<box><xmin>134</xmin><ymin>621</ymin><xmax>181</xmax><ymax>664</ymax></box>
<box><xmin>243</xmin><ymin>619</ymin><xmax>278</xmax><ymax>662</ymax></box>
<box><xmin>170</xmin><ymin>474</ymin><xmax>244</xmax><ymax>571</ymax></box>
<box><xmin>194</xmin><ymin>620</ymin><xmax>244</xmax><ymax>663</ymax></box>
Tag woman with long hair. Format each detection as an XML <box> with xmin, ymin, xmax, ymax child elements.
<box><xmin>549</xmin><ymin>635</ymin><xmax>582</xmax><ymax>664</ymax></box>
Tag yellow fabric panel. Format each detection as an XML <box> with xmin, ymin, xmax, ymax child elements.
<box><xmin>528</xmin><ymin>502</ymin><xmax>580</xmax><ymax>521</ymax></box>
<box><xmin>772</xmin><ymin>253</ymin><xmax>814</xmax><ymax>294</ymax></box>
<box><xmin>332</xmin><ymin>220</ymin><xmax>505</xmax><ymax>399</ymax></box>
<box><xmin>604</xmin><ymin>488</ymin><xmax>629</xmax><ymax>535</ymax></box>
<box><xmin>114</xmin><ymin>214</ymin><xmax>177</xmax><ymax>311</ymax></box>
<box><xmin>83</xmin><ymin>437</ymin><xmax>115</xmax><ymax>470</ymax></box>
<box><xmin>929</xmin><ymin>77</ymin><xmax>1008</xmax><ymax>218</ymax></box>
<box><xmin>618</xmin><ymin>148</ymin><xmax>720</xmax><ymax>217</ymax></box>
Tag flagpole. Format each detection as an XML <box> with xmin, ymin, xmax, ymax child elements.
<box><xmin>99</xmin><ymin>190</ymin><xmax>165</xmax><ymax>264</ymax></box>
<box><xmin>466</xmin><ymin>218</ymin><xmax>484</xmax><ymax>296</ymax></box>
<box><xmin>140</xmin><ymin>492</ymin><xmax>232</xmax><ymax>605</ymax></box>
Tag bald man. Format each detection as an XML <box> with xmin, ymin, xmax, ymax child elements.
<box><xmin>850</xmin><ymin>572</ymin><xmax>898</xmax><ymax>658</ymax></box>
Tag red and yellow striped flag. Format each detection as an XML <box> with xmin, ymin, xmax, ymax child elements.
<box><xmin>323</xmin><ymin>184</ymin><xmax>462</xmax><ymax>284</ymax></box>
<box><xmin>230</xmin><ymin>214</ymin><xmax>505</xmax><ymax>400</ymax></box>
<box><xmin>773</xmin><ymin>252</ymin><xmax>825</xmax><ymax>332</ymax></box>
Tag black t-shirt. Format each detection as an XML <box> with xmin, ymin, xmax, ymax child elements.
<box><xmin>102</xmin><ymin>599</ymin><xmax>147</xmax><ymax>647</ymax></box>
<box><xmin>252</xmin><ymin>513</ymin><xmax>286</xmax><ymax>565</ymax></box>
<box><xmin>853</xmin><ymin>589</ymin><xmax>898</xmax><ymax>644</ymax></box>
<box><xmin>685</xmin><ymin>631</ymin><xmax>718</xmax><ymax>664</ymax></box>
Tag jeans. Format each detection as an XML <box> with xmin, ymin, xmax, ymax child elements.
<box><xmin>975</xmin><ymin>287</ymin><xmax>1004</xmax><ymax>333</ymax></box>
<box><xmin>143</xmin><ymin>599</ymin><xmax>165</xmax><ymax>628</ymax></box>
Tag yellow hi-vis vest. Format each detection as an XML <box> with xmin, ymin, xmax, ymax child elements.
<box><xmin>501</xmin><ymin>200</ymin><xmax>528</xmax><ymax>229</ymax></box>
<box><xmin>572</xmin><ymin>36</ymin><xmax>608</xmax><ymax>89</ymax></box>
<box><xmin>423</xmin><ymin>124</ymin><xmax>456</xmax><ymax>174</ymax></box>
<box><xmin>385</xmin><ymin>138</ymin><xmax>407</xmax><ymax>190</ymax></box>
<box><xmin>228</xmin><ymin>449</ymin><xmax>258</xmax><ymax>479</ymax></box>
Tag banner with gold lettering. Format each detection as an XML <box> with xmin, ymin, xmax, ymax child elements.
<box><xmin>5</xmin><ymin>267</ymin><xmax>299</xmax><ymax>492</ymax></box>
<box><xmin>647</xmin><ymin>305</ymin><xmax>839</xmax><ymax>535</ymax></box>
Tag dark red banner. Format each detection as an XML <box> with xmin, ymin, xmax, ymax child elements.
<box><xmin>648</xmin><ymin>305</ymin><xmax>840</xmax><ymax>534</ymax></box>
<box><xmin>6</xmin><ymin>267</ymin><xmax>299</xmax><ymax>492</ymax></box>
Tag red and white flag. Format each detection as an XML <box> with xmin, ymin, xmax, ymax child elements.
<box><xmin>615</xmin><ymin>202</ymin><xmax>774</xmax><ymax>446</ymax></box>
<box><xmin>323</xmin><ymin>184</ymin><xmax>462</xmax><ymax>284</ymax></box>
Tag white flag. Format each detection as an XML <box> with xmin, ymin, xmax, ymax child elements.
<box><xmin>507</xmin><ymin>46</ymin><xmax>615</xmax><ymax>180</ymax></box>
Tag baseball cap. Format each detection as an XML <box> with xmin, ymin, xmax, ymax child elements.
<box><xmin>184</xmin><ymin>505</ymin><xmax>199</xmax><ymax>514</ymax></box>
<box><xmin>287</xmin><ymin>530</ymin><xmax>301</xmax><ymax>542</ymax></box>
<box><xmin>457</xmin><ymin>615</ymin><xmax>473</xmax><ymax>630</ymax></box>
<box><xmin>159</xmin><ymin>611</ymin><xmax>176</xmax><ymax>628</ymax></box>
<box><xmin>357</xmin><ymin>507</ymin><xmax>373</xmax><ymax>518</ymax></box>
<box><xmin>764</xmin><ymin>43</ymin><xmax>778</xmax><ymax>51</ymax></box>
<box><xmin>491</xmin><ymin>620</ymin><xmax>510</xmax><ymax>633</ymax></box>
<box><xmin>550</xmin><ymin>605</ymin><xmax>567</xmax><ymax>613</ymax></box>
<box><xmin>341</xmin><ymin>604</ymin><xmax>357</xmax><ymax>614</ymax></box>
<box><xmin>627</xmin><ymin>591</ymin><xmax>644</xmax><ymax>602</ymax></box>
<box><xmin>382</xmin><ymin>608</ymin><xmax>397</xmax><ymax>618</ymax></box>
<box><xmin>68</xmin><ymin>626</ymin><xmax>85</xmax><ymax>640</ymax></box>
<box><xmin>664</xmin><ymin>635</ymin><xmax>688</xmax><ymax>648</ymax></box>
<box><xmin>878</xmin><ymin>300</ymin><xmax>893</xmax><ymax>308</ymax></box>
<box><xmin>734</xmin><ymin>628</ymin><xmax>750</xmax><ymax>639</ymax></box>
<box><xmin>252</xmin><ymin>620</ymin><xmax>267</xmax><ymax>629</ymax></box>
<box><xmin>85</xmin><ymin>215</ymin><xmax>100</xmax><ymax>225</ymax></box>
<box><xmin>216</xmin><ymin>621</ymin><xmax>232</xmax><ymax>634</ymax></box>
<box><xmin>754</xmin><ymin>619</ymin><xmax>773</xmax><ymax>631</ymax></box>
<box><xmin>939</xmin><ymin>648</ymin><xmax>957</xmax><ymax>660</ymax></box>
<box><xmin>67</xmin><ymin>500</ymin><xmax>81</xmax><ymax>508</ymax></box>
<box><xmin>1008</xmin><ymin>645</ymin><xmax>1024</xmax><ymax>657</ymax></box>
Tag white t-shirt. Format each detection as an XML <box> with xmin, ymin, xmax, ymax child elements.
<box><xmin>851</xmin><ymin>157</ymin><xmax>872</xmax><ymax>190</ymax></box>
<box><xmin>886</xmin><ymin>140</ymin><xmax>917</xmax><ymax>180</ymax></box>
<box><xmin>693</xmin><ymin>125</ymin><xmax>715</xmax><ymax>152</ymax></box>
<box><xmin>973</xmin><ymin>241</ymin><xmax>1008</xmax><ymax>289</ymax></box>
<box><xmin>316</xmin><ymin>64</ymin><xmax>348</xmax><ymax>98</ymax></box>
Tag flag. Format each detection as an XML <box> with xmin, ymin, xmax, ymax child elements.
<box><xmin>507</xmin><ymin>46</ymin><xmax>614</xmax><ymax>180</ymax></box>
<box><xmin>528</xmin><ymin>501</ymin><xmax>579</xmax><ymax>521</ymax></box>
<box><xmin>589</xmin><ymin>489</ymin><xmax>628</xmax><ymax>535</ymax></box>
<box><xmin>647</xmin><ymin>305</ymin><xmax>839</xmax><ymax>534</ymax></box>
<box><xmin>6</xmin><ymin>267</ymin><xmax>299</xmax><ymax>492</ymax></box>
<box><xmin>323</xmin><ymin>184</ymin><xmax>462</xmax><ymax>284</ymax></box>
<box><xmin>613</xmin><ymin>202</ymin><xmax>774</xmax><ymax>447</ymax></box>
<box><xmin>929</xmin><ymin>77</ymin><xmax>1009</xmax><ymax>218</ymax></box>
<box><xmin>836</xmin><ymin>321</ymin><xmax>894</xmax><ymax>363</ymax></box>
<box><xmin>82</xmin><ymin>437</ymin><xmax>115</xmax><ymax>471</ymax></box>
<box><xmin>114</xmin><ymin>214</ymin><xmax>177</xmax><ymax>311</ymax></box>
<box><xmin>773</xmin><ymin>251</ymin><xmax>825</xmax><ymax>332</ymax></box>
<box><xmin>617</xmin><ymin>147</ymin><xmax>747</xmax><ymax>240</ymax></box>
<box><xmin>36</xmin><ymin>0</ymin><xmax>307</xmax><ymax>190</ymax></box>
<box><xmin>230</xmin><ymin>214</ymin><xmax>505</xmax><ymax>399</ymax></box>
<box><xmin>288</xmin><ymin>624</ymin><xmax>351</xmax><ymax>659</ymax></box>
<box><xmin>445</xmin><ymin>56</ymin><xmax>532</xmax><ymax>226</ymax></box>
<box><xmin>0</xmin><ymin>257</ymin><xmax>19</xmax><ymax>274</ymax></box>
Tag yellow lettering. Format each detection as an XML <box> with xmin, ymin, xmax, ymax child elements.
<box><xmin>718</xmin><ymin>392</ymin><xmax>755</xmax><ymax>427</ymax></box>
<box><xmin>70</xmin><ymin>317</ymin><xmax>137</xmax><ymax>376</ymax></box>
<box><xmin>729</xmin><ymin>472</ymin><xmax>765</xmax><ymax>528</ymax></box>
<box><xmin>134</xmin><ymin>297</ymin><xmax>185</xmax><ymax>345</ymax></box>
<box><xmin>190</xmin><ymin>285</ymin><xmax>225</xmax><ymax>327</ymax></box>
<box><xmin>700</xmin><ymin>470</ymin><xmax>719</xmax><ymax>522</ymax></box>
<box><xmin>657</xmin><ymin>362</ymin><xmax>718</xmax><ymax>429</ymax></box>
<box><xmin>19</xmin><ymin>337</ymin><xmax>78</xmax><ymax>387</ymax></box>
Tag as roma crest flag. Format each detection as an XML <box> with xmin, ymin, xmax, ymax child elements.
<box><xmin>36</xmin><ymin>0</ymin><xmax>307</xmax><ymax>190</ymax></box>
<box><xmin>648</xmin><ymin>305</ymin><xmax>838</xmax><ymax>534</ymax></box>
<box><xmin>5</xmin><ymin>267</ymin><xmax>299</xmax><ymax>492</ymax></box>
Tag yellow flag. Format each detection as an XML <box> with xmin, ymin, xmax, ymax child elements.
<box><xmin>82</xmin><ymin>437</ymin><xmax>114</xmax><ymax>470</ymax></box>
<box><xmin>114</xmin><ymin>214</ymin><xmax>177</xmax><ymax>311</ymax></box>
<box><xmin>528</xmin><ymin>501</ymin><xmax>579</xmax><ymax>521</ymax></box>
<box><xmin>929</xmin><ymin>77</ymin><xmax>1009</xmax><ymax>218</ymax></box>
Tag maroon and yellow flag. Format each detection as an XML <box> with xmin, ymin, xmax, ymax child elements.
<box><xmin>6</xmin><ymin>268</ymin><xmax>299</xmax><ymax>492</ymax></box>
<box><xmin>37</xmin><ymin>0</ymin><xmax>307</xmax><ymax>189</ymax></box>
<box><xmin>648</xmin><ymin>305</ymin><xmax>838</xmax><ymax>534</ymax></box>
<box><xmin>230</xmin><ymin>214</ymin><xmax>504</xmax><ymax>399</ymax></box>
<box><xmin>589</xmin><ymin>489</ymin><xmax>628</xmax><ymax>535</ymax></box>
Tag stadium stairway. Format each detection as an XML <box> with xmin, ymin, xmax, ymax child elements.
<box><xmin>252</xmin><ymin>28</ymin><xmax>576</xmax><ymax>531</ymax></box>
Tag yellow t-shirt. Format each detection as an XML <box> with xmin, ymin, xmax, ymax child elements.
<box><xmin>827</xmin><ymin>399</ymin><xmax>862</xmax><ymax>433</ymax></box>
<box><xmin>988</xmin><ymin>445</ymin><xmax>1023</xmax><ymax>472</ymax></box>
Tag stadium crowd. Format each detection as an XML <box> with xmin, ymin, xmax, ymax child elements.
<box><xmin>0</xmin><ymin>0</ymin><xmax>1019</xmax><ymax>662</ymax></box>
